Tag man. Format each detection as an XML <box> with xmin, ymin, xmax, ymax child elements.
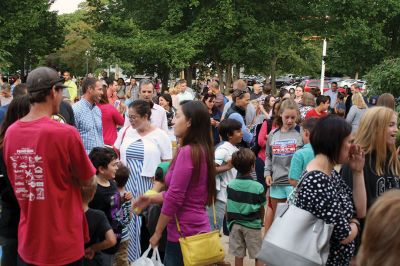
<box><xmin>222</xmin><ymin>79</ymin><xmax>256</xmax><ymax>127</ymax></box>
<box><xmin>3</xmin><ymin>66</ymin><xmax>96</xmax><ymax>265</ymax></box>
<box><xmin>177</xmin><ymin>79</ymin><xmax>194</xmax><ymax>103</ymax></box>
<box><xmin>123</xmin><ymin>79</ymin><xmax>168</xmax><ymax>132</ymax></box>
<box><xmin>0</xmin><ymin>83</ymin><xmax>28</xmax><ymax>124</ymax></box>
<box><xmin>208</xmin><ymin>81</ymin><xmax>226</xmax><ymax>113</ymax></box>
<box><xmin>125</xmin><ymin>78</ymin><xmax>138</xmax><ymax>101</ymax></box>
<box><xmin>106</xmin><ymin>78</ymin><xmax>118</xmax><ymax>106</ymax></box>
<box><xmin>73</xmin><ymin>77</ymin><xmax>104</xmax><ymax>154</ymax></box>
<box><xmin>250</xmin><ymin>83</ymin><xmax>263</xmax><ymax>100</ymax></box>
<box><xmin>63</xmin><ymin>71</ymin><xmax>78</xmax><ymax>102</ymax></box>
<box><xmin>324</xmin><ymin>81</ymin><xmax>338</xmax><ymax>109</ymax></box>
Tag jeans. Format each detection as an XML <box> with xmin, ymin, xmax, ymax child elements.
<box><xmin>0</xmin><ymin>237</ymin><xmax>18</xmax><ymax>266</ymax></box>
<box><xmin>164</xmin><ymin>241</ymin><xmax>183</xmax><ymax>266</ymax></box>
<box><xmin>207</xmin><ymin>199</ymin><xmax>226</xmax><ymax>231</ymax></box>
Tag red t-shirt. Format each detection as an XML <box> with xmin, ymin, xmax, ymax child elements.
<box><xmin>305</xmin><ymin>108</ymin><xmax>328</xmax><ymax>119</ymax></box>
<box><xmin>3</xmin><ymin>116</ymin><xmax>96</xmax><ymax>266</ymax></box>
<box><xmin>98</xmin><ymin>103</ymin><xmax>125</xmax><ymax>145</ymax></box>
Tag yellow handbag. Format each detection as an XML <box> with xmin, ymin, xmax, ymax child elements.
<box><xmin>175</xmin><ymin>199</ymin><xmax>225</xmax><ymax>266</ymax></box>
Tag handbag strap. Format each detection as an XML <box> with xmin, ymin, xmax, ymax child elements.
<box><xmin>288</xmin><ymin>171</ymin><xmax>313</xmax><ymax>204</ymax></box>
<box><xmin>175</xmin><ymin>198</ymin><xmax>216</xmax><ymax>238</ymax></box>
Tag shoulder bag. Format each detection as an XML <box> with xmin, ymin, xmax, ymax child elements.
<box><xmin>256</xmin><ymin>172</ymin><xmax>334</xmax><ymax>266</ymax></box>
<box><xmin>175</xmin><ymin>199</ymin><xmax>225</xmax><ymax>266</ymax></box>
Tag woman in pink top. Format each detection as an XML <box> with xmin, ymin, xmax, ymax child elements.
<box><xmin>98</xmin><ymin>86</ymin><xmax>125</xmax><ymax>145</ymax></box>
<box><xmin>134</xmin><ymin>100</ymin><xmax>216</xmax><ymax>266</ymax></box>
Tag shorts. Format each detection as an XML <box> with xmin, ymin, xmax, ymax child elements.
<box><xmin>229</xmin><ymin>224</ymin><xmax>262</xmax><ymax>259</ymax></box>
<box><xmin>269</xmin><ymin>185</ymin><xmax>293</xmax><ymax>199</ymax></box>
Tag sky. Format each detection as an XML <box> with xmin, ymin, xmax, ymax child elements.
<box><xmin>50</xmin><ymin>0</ymin><xmax>84</xmax><ymax>14</ymax></box>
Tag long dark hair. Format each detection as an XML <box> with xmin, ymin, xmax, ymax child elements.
<box><xmin>0</xmin><ymin>95</ymin><xmax>31</xmax><ymax>148</ymax></box>
<box><xmin>177</xmin><ymin>100</ymin><xmax>216</xmax><ymax>205</ymax></box>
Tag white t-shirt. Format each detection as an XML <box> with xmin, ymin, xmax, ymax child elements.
<box><xmin>215</xmin><ymin>141</ymin><xmax>238</xmax><ymax>203</ymax></box>
<box><xmin>114</xmin><ymin>126</ymin><xmax>172</xmax><ymax>177</ymax></box>
<box><xmin>124</xmin><ymin>103</ymin><xmax>168</xmax><ymax>133</ymax></box>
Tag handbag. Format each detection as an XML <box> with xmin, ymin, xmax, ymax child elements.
<box><xmin>131</xmin><ymin>245</ymin><xmax>164</xmax><ymax>266</ymax></box>
<box><xmin>256</xmin><ymin>173</ymin><xmax>334</xmax><ymax>266</ymax></box>
<box><xmin>175</xmin><ymin>199</ymin><xmax>225</xmax><ymax>266</ymax></box>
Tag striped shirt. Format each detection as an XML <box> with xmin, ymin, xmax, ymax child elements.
<box><xmin>72</xmin><ymin>98</ymin><xmax>104</xmax><ymax>154</ymax></box>
<box><xmin>227</xmin><ymin>175</ymin><xmax>266</xmax><ymax>230</ymax></box>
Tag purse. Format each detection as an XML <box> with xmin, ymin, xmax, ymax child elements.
<box><xmin>256</xmin><ymin>172</ymin><xmax>334</xmax><ymax>266</ymax></box>
<box><xmin>175</xmin><ymin>199</ymin><xmax>225</xmax><ymax>266</ymax></box>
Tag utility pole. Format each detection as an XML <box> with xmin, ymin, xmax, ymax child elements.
<box><xmin>320</xmin><ymin>38</ymin><xmax>327</xmax><ymax>95</ymax></box>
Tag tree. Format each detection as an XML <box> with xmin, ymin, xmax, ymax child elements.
<box><xmin>365</xmin><ymin>57</ymin><xmax>400</xmax><ymax>97</ymax></box>
<box><xmin>0</xmin><ymin>0</ymin><xmax>64</xmax><ymax>75</ymax></box>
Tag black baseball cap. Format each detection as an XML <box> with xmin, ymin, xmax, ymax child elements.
<box><xmin>27</xmin><ymin>67</ymin><xmax>67</xmax><ymax>93</ymax></box>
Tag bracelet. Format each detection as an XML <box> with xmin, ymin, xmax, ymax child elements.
<box><xmin>350</xmin><ymin>219</ymin><xmax>361</xmax><ymax>235</ymax></box>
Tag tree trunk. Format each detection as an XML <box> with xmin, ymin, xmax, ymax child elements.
<box><xmin>184</xmin><ymin>66</ymin><xmax>193</xmax><ymax>88</ymax></box>
<box><xmin>160</xmin><ymin>70</ymin><xmax>170</xmax><ymax>93</ymax></box>
<box><xmin>233</xmin><ymin>64</ymin><xmax>240</xmax><ymax>80</ymax></box>
<box><xmin>225</xmin><ymin>63</ymin><xmax>233</xmax><ymax>94</ymax></box>
<box><xmin>271</xmin><ymin>56</ymin><xmax>278</xmax><ymax>95</ymax></box>
<box><xmin>355</xmin><ymin>71</ymin><xmax>359</xmax><ymax>80</ymax></box>
<box><xmin>217</xmin><ymin>63</ymin><xmax>224</xmax><ymax>91</ymax></box>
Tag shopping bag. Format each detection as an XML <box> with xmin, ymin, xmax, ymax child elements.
<box><xmin>131</xmin><ymin>246</ymin><xmax>154</xmax><ymax>266</ymax></box>
<box><xmin>151</xmin><ymin>246</ymin><xmax>164</xmax><ymax>266</ymax></box>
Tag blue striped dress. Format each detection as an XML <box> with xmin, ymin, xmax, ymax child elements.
<box><xmin>125</xmin><ymin>139</ymin><xmax>153</xmax><ymax>262</ymax></box>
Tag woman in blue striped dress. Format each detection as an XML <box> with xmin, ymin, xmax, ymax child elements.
<box><xmin>114</xmin><ymin>100</ymin><xmax>172</xmax><ymax>262</ymax></box>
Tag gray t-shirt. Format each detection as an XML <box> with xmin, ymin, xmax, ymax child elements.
<box><xmin>265</xmin><ymin>127</ymin><xmax>303</xmax><ymax>185</ymax></box>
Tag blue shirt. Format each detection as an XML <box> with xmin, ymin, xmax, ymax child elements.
<box><xmin>0</xmin><ymin>104</ymin><xmax>9</xmax><ymax>125</ymax></box>
<box><xmin>229</xmin><ymin>112</ymin><xmax>252</xmax><ymax>143</ymax></box>
<box><xmin>288</xmin><ymin>143</ymin><xmax>315</xmax><ymax>181</ymax></box>
<box><xmin>72</xmin><ymin>98</ymin><xmax>104</xmax><ymax>154</ymax></box>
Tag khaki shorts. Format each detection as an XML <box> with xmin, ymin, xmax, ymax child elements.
<box><xmin>229</xmin><ymin>224</ymin><xmax>262</xmax><ymax>259</ymax></box>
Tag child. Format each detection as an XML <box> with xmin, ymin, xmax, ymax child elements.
<box><xmin>89</xmin><ymin>147</ymin><xmax>130</xmax><ymax>264</ymax></box>
<box><xmin>140</xmin><ymin>162</ymin><xmax>170</xmax><ymax>262</ymax></box>
<box><xmin>305</xmin><ymin>95</ymin><xmax>330</xmax><ymax>119</ymax></box>
<box><xmin>227</xmin><ymin>148</ymin><xmax>266</xmax><ymax>266</ymax></box>
<box><xmin>208</xmin><ymin>118</ymin><xmax>243</xmax><ymax>231</ymax></box>
<box><xmin>82</xmin><ymin>178</ymin><xmax>117</xmax><ymax>266</ymax></box>
<box><xmin>112</xmin><ymin>164</ymin><xmax>133</xmax><ymax>266</ymax></box>
<box><xmin>265</xmin><ymin>99</ymin><xmax>303</xmax><ymax>224</ymax></box>
<box><xmin>288</xmin><ymin>117</ymin><xmax>317</xmax><ymax>186</ymax></box>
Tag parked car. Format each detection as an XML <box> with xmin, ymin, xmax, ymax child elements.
<box><xmin>338</xmin><ymin>79</ymin><xmax>356</xmax><ymax>89</ymax></box>
<box><xmin>299</xmin><ymin>79</ymin><xmax>330</xmax><ymax>93</ymax></box>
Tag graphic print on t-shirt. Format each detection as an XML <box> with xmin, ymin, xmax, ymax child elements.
<box><xmin>10</xmin><ymin>148</ymin><xmax>45</xmax><ymax>201</ymax></box>
<box><xmin>271</xmin><ymin>139</ymin><xmax>297</xmax><ymax>157</ymax></box>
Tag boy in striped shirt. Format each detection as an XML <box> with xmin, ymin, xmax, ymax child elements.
<box><xmin>227</xmin><ymin>148</ymin><xmax>266</xmax><ymax>266</ymax></box>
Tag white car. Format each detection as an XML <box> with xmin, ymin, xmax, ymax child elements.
<box><xmin>338</xmin><ymin>79</ymin><xmax>356</xmax><ymax>89</ymax></box>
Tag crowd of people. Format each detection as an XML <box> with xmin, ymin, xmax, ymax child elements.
<box><xmin>0</xmin><ymin>66</ymin><xmax>399</xmax><ymax>266</ymax></box>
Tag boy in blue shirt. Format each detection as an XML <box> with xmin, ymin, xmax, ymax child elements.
<box><xmin>288</xmin><ymin>118</ymin><xmax>317</xmax><ymax>186</ymax></box>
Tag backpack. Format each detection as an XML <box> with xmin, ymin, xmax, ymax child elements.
<box><xmin>250</xmin><ymin>119</ymin><xmax>273</xmax><ymax>155</ymax></box>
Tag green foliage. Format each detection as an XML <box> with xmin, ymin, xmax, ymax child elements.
<box><xmin>0</xmin><ymin>0</ymin><xmax>64</xmax><ymax>74</ymax></box>
<box><xmin>365</xmin><ymin>57</ymin><xmax>400</xmax><ymax>97</ymax></box>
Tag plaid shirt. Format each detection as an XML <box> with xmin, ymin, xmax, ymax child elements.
<box><xmin>72</xmin><ymin>98</ymin><xmax>104</xmax><ymax>154</ymax></box>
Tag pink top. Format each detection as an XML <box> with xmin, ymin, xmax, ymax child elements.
<box><xmin>257</xmin><ymin>120</ymin><xmax>277</xmax><ymax>161</ymax></box>
<box><xmin>98</xmin><ymin>104</ymin><xmax>125</xmax><ymax>145</ymax></box>
<box><xmin>161</xmin><ymin>145</ymin><xmax>211</xmax><ymax>242</ymax></box>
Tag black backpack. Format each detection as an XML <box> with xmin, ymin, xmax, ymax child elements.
<box><xmin>250</xmin><ymin>119</ymin><xmax>273</xmax><ymax>155</ymax></box>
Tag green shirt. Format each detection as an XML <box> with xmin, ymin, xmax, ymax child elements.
<box><xmin>227</xmin><ymin>175</ymin><xmax>266</xmax><ymax>230</ymax></box>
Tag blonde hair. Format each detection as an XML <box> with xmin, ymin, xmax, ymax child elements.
<box><xmin>169</xmin><ymin>85</ymin><xmax>179</xmax><ymax>95</ymax></box>
<box><xmin>80</xmin><ymin>178</ymin><xmax>97</xmax><ymax>203</ymax></box>
<box><xmin>352</xmin><ymin>92</ymin><xmax>368</xmax><ymax>109</ymax></box>
<box><xmin>274</xmin><ymin>98</ymin><xmax>299</xmax><ymax>128</ymax></box>
<box><xmin>358</xmin><ymin>190</ymin><xmax>400</xmax><ymax>266</ymax></box>
<box><xmin>355</xmin><ymin>107</ymin><xmax>400</xmax><ymax>176</ymax></box>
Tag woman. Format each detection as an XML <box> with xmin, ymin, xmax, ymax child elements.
<box><xmin>133</xmin><ymin>101</ymin><xmax>216</xmax><ymax>266</ymax></box>
<box><xmin>346</xmin><ymin>92</ymin><xmax>368</xmax><ymax>133</ymax></box>
<box><xmin>114</xmin><ymin>100</ymin><xmax>172</xmax><ymax>262</ymax></box>
<box><xmin>202</xmin><ymin>93</ymin><xmax>222</xmax><ymax>145</ymax></box>
<box><xmin>98</xmin><ymin>85</ymin><xmax>125</xmax><ymax>145</ymax></box>
<box><xmin>376</xmin><ymin>93</ymin><xmax>396</xmax><ymax>110</ymax></box>
<box><xmin>0</xmin><ymin>83</ymin><xmax>13</xmax><ymax>106</ymax></box>
<box><xmin>358</xmin><ymin>190</ymin><xmax>400</xmax><ymax>266</ymax></box>
<box><xmin>294</xmin><ymin>86</ymin><xmax>303</xmax><ymax>104</ymax></box>
<box><xmin>224</xmin><ymin>89</ymin><xmax>252</xmax><ymax>146</ymax></box>
<box><xmin>299</xmin><ymin>92</ymin><xmax>315</xmax><ymax>122</ymax></box>
<box><xmin>158</xmin><ymin>93</ymin><xmax>176</xmax><ymax>140</ymax></box>
<box><xmin>0</xmin><ymin>95</ymin><xmax>30</xmax><ymax>266</ymax></box>
<box><xmin>293</xmin><ymin>115</ymin><xmax>366</xmax><ymax>266</ymax></box>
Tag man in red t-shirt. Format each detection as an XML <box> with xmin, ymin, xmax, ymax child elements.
<box><xmin>3</xmin><ymin>67</ymin><xmax>96</xmax><ymax>266</ymax></box>
<box><xmin>305</xmin><ymin>95</ymin><xmax>330</xmax><ymax>119</ymax></box>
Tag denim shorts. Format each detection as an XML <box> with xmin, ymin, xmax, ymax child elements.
<box><xmin>269</xmin><ymin>185</ymin><xmax>293</xmax><ymax>199</ymax></box>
